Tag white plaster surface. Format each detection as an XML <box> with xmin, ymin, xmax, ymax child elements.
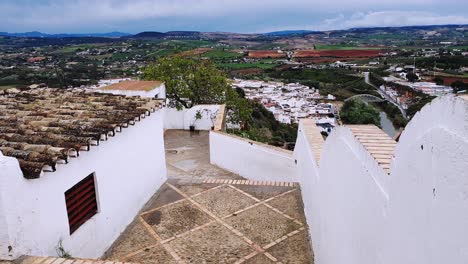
<box><xmin>293</xmin><ymin>95</ymin><xmax>468</xmax><ymax>264</ymax></box>
<box><xmin>0</xmin><ymin>110</ymin><xmax>167</xmax><ymax>260</ymax></box>
<box><xmin>164</xmin><ymin>105</ymin><xmax>221</xmax><ymax>131</ymax></box>
<box><xmin>209</xmin><ymin>131</ymin><xmax>298</xmax><ymax>182</ymax></box>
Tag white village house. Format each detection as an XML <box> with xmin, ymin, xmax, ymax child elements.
<box><xmin>0</xmin><ymin>88</ymin><xmax>167</xmax><ymax>259</ymax></box>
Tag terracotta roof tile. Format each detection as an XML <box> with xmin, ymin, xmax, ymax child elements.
<box><xmin>0</xmin><ymin>88</ymin><xmax>162</xmax><ymax>179</ymax></box>
<box><xmin>346</xmin><ymin>124</ymin><xmax>396</xmax><ymax>175</ymax></box>
<box><xmin>101</xmin><ymin>80</ymin><xmax>162</xmax><ymax>91</ymax></box>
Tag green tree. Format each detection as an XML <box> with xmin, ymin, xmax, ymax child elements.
<box><xmin>451</xmin><ymin>80</ymin><xmax>468</xmax><ymax>93</ymax></box>
<box><xmin>340</xmin><ymin>99</ymin><xmax>380</xmax><ymax>126</ymax></box>
<box><xmin>433</xmin><ymin>77</ymin><xmax>444</xmax><ymax>85</ymax></box>
<box><xmin>406</xmin><ymin>72</ymin><xmax>419</xmax><ymax>82</ymax></box>
<box><xmin>144</xmin><ymin>55</ymin><xmax>251</xmax><ymax>123</ymax></box>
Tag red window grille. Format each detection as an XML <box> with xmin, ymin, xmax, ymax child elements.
<box><xmin>65</xmin><ymin>173</ymin><xmax>98</xmax><ymax>234</ymax></box>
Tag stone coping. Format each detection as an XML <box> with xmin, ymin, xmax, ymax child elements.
<box><xmin>300</xmin><ymin>119</ymin><xmax>324</xmax><ymax>164</ymax></box>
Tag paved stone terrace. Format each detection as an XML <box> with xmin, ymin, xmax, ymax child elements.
<box><xmin>103</xmin><ymin>130</ymin><xmax>314</xmax><ymax>263</ymax></box>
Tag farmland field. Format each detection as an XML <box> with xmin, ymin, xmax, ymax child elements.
<box><xmin>314</xmin><ymin>44</ymin><xmax>382</xmax><ymax>50</ymax></box>
<box><xmin>203</xmin><ymin>49</ymin><xmax>243</xmax><ymax>59</ymax></box>
<box><xmin>248</xmin><ymin>50</ymin><xmax>286</xmax><ymax>59</ymax></box>
<box><xmin>294</xmin><ymin>49</ymin><xmax>383</xmax><ymax>58</ymax></box>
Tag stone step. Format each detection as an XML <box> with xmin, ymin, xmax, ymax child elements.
<box><xmin>202</xmin><ymin>178</ymin><xmax>298</xmax><ymax>187</ymax></box>
<box><xmin>20</xmin><ymin>256</ymin><xmax>136</xmax><ymax>264</ymax></box>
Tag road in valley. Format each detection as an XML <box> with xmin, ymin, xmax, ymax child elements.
<box><xmin>364</xmin><ymin>72</ymin><xmax>408</xmax><ymax>119</ymax></box>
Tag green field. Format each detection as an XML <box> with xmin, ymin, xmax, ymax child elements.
<box><xmin>56</xmin><ymin>44</ymin><xmax>102</xmax><ymax>53</ymax></box>
<box><xmin>203</xmin><ymin>49</ymin><xmax>242</xmax><ymax>59</ymax></box>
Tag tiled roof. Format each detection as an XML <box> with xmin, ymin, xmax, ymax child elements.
<box><xmin>101</xmin><ymin>80</ymin><xmax>163</xmax><ymax>91</ymax></box>
<box><xmin>346</xmin><ymin>124</ymin><xmax>396</xmax><ymax>174</ymax></box>
<box><xmin>0</xmin><ymin>88</ymin><xmax>162</xmax><ymax>179</ymax></box>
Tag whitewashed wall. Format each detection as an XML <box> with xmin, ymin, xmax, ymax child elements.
<box><xmin>294</xmin><ymin>95</ymin><xmax>468</xmax><ymax>264</ymax></box>
<box><xmin>383</xmin><ymin>95</ymin><xmax>468</xmax><ymax>264</ymax></box>
<box><xmin>292</xmin><ymin>121</ymin><xmax>323</xmax><ymax>259</ymax></box>
<box><xmin>210</xmin><ymin>131</ymin><xmax>298</xmax><ymax>182</ymax></box>
<box><xmin>164</xmin><ymin>105</ymin><xmax>221</xmax><ymax>131</ymax></box>
<box><xmin>0</xmin><ymin>110</ymin><xmax>167</xmax><ymax>260</ymax></box>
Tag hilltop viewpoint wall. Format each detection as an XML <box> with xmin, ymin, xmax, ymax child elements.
<box><xmin>294</xmin><ymin>95</ymin><xmax>468</xmax><ymax>264</ymax></box>
<box><xmin>210</xmin><ymin>131</ymin><xmax>298</xmax><ymax>182</ymax></box>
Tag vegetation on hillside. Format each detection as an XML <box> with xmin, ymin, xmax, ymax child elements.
<box><xmin>227</xmin><ymin>99</ymin><xmax>298</xmax><ymax>150</ymax></box>
<box><xmin>340</xmin><ymin>99</ymin><xmax>381</xmax><ymax>126</ymax></box>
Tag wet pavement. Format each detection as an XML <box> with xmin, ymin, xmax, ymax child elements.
<box><xmin>103</xmin><ymin>130</ymin><xmax>314</xmax><ymax>263</ymax></box>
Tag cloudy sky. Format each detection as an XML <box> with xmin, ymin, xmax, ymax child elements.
<box><xmin>1</xmin><ymin>0</ymin><xmax>468</xmax><ymax>33</ymax></box>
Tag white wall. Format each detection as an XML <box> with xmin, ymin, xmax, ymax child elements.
<box><xmin>293</xmin><ymin>95</ymin><xmax>468</xmax><ymax>264</ymax></box>
<box><xmin>164</xmin><ymin>105</ymin><xmax>221</xmax><ymax>131</ymax></box>
<box><xmin>164</xmin><ymin>108</ymin><xmax>186</xmax><ymax>130</ymax></box>
<box><xmin>383</xmin><ymin>95</ymin><xmax>468</xmax><ymax>264</ymax></box>
<box><xmin>0</xmin><ymin>153</ymin><xmax>14</xmax><ymax>259</ymax></box>
<box><xmin>292</xmin><ymin>122</ymin><xmax>322</xmax><ymax>260</ymax></box>
<box><xmin>0</xmin><ymin>110</ymin><xmax>167</xmax><ymax>260</ymax></box>
<box><xmin>210</xmin><ymin>131</ymin><xmax>298</xmax><ymax>182</ymax></box>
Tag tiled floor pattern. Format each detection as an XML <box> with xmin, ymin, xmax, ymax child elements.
<box><xmin>104</xmin><ymin>181</ymin><xmax>313</xmax><ymax>264</ymax></box>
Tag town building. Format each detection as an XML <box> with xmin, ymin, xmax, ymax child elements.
<box><xmin>231</xmin><ymin>79</ymin><xmax>337</xmax><ymax>130</ymax></box>
<box><xmin>95</xmin><ymin>79</ymin><xmax>166</xmax><ymax>99</ymax></box>
<box><xmin>0</xmin><ymin>88</ymin><xmax>167</xmax><ymax>259</ymax></box>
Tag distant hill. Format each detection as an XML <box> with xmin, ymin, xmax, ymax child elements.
<box><xmin>128</xmin><ymin>31</ymin><xmax>200</xmax><ymax>39</ymax></box>
<box><xmin>130</xmin><ymin>31</ymin><xmax>166</xmax><ymax>38</ymax></box>
<box><xmin>348</xmin><ymin>24</ymin><xmax>467</xmax><ymax>32</ymax></box>
<box><xmin>264</xmin><ymin>30</ymin><xmax>317</xmax><ymax>36</ymax></box>
<box><xmin>0</xmin><ymin>31</ymin><xmax>131</xmax><ymax>38</ymax></box>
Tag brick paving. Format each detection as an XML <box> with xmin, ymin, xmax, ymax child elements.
<box><xmin>101</xmin><ymin>130</ymin><xmax>314</xmax><ymax>263</ymax></box>
<box><xmin>105</xmin><ymin>181</ymin><xmax>313</xmax><ymax>264</ymax></box>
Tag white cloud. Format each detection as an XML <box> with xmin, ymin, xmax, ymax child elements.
<box><xmin>0</xmin><ymin>0</ymin><xmax>467</xmax><ymax>32</ymax></box>
<box><xmin>315</xmin><ymin>11</ymin><xmax>468</xmax><ymax>30</ymax></box>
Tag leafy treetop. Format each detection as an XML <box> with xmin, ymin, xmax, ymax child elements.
<box><xmin>144</xmin><ymin>56</ymin><xmax>251</xmax><ymax>123</ymax></box>
<box><xmin>340</xmin><ymin>99</ymin><xmax>381</xmax><ymax>126</ymax></box>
